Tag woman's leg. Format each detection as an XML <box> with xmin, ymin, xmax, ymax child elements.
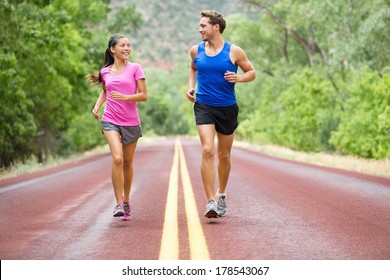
<box><xmin>122</xmin><ymin>141</ymin><xmax>138</xmax><ymax>203</ymax></box>
<box><xmin>103</xmin><ymin>130</ymin><xmax>124</xmax><ymax>204</ymax></box>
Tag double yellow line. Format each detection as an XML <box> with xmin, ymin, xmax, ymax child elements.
<box><xmin>159</xmin><ymin>137</ymin><xmax>210</xmax><ymax>260</ymax></box>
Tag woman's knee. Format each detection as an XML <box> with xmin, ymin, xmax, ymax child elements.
<box><xmin>112</xmin><ymin>155</ymin><xmax>124</xmax><ymax>167</ymax></box>
<box><xmin>123</xmin><ymin>159</ymin><xmax>134</xmax><ymax>169</ymax></box>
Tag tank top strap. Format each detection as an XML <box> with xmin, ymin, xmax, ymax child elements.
<box><xmin>223</xmin><ymin>41</ymin><xmax>232</xmax><ymax>54</ymax></box>
<box><xmin>198</xmin><ymin>41</ymin><xmax>231</xmax><ymax>55</ymax></box>
<box><xmin>197</xmin><ymin>42</ymin><xmax>206</xmax><ymax>53</ymax></box>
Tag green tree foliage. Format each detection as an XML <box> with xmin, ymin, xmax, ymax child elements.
<box><xmin>230</xmin><ymin>0</ymin><xmax>390</xmax><ymax>159</ymax></box>
<box><xmin>140</xmin><ymin>63</ymin><xmax>192</xmax><ymax>136</ymax></box>
<box><xmin>107</xmin><ymin>4</ymin><xmax>143</xmax><ymax>34</ymax></box>
<box><xmin>243</xmin><ymin>0</ymin><xmax>390</xmax><ymax>70</ymax></box>
<box><xmin>329</xmin><ymin>71</ymin><xmax>390</xmax><ymax>159</ymax></box>
<box><xmin>1</xmin><ymin>0</ymin><xmax>389</xmax><ymax>168</ymax></box>
<box><xmin>240</xmin><ymin>69</ymin><xmax>339</xmax><ymax>151</ymax></box>
<box><xmin>1</xmin><ymin>1</ymin><xmax>38</xmax><ymax>167</ymax></box>
<box><xmin>120</xmin><ymin>0</ymin><xmax>252</xmax><ymax>64</ymax></box>
<box><xmin>0</xmin><ymin>0</ymin><xmax>143</xmax><ymax>167</ymax></box>
<box><xmin>136</xmin><ymin>0</ymin><xmax>390</xmax><ymax>160</ymax></box>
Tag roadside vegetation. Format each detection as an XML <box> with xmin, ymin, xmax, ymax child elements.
<box><xmin>1</xmin><ymin>0</ymin><xmax>389</xmax><ymax>174</ymax></box>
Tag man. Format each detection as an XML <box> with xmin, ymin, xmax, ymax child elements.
<box><xmin>186</xmin><ymin>10</ymin><xmax>256</xmax><ymax>218</ymax></box>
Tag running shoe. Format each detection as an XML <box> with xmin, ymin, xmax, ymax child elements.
<box><xmin>216</xmin><ymin>194</ymin><xmax>227</xmax><ymax>217</ymax></box>
<box><xmin>121</xmin><ymin>203</ymin><xmax>131</xmax><ymax>221</ymax></box>
<box><xmin>204</xmin><ymin>200</ymin><xmax>219</xmax><ymax>218</ymax></box>
<box><xmin>113</xmin><ymin>203</ymin><xmax>124</xmax><ymax>217</ymax></box>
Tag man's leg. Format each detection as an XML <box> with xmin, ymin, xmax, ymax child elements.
<box><xmin>197</xmin><ymin>124</ymin><xmax>216</xmax><ymax>200</ymax></box>
<box><xmin>217</xmin><ymin>132</ymin><xmax>235</xmax><ymax>194</ymax></box>
<box><xmin>214</xmin><ymin>132</ymin><xmax>234</xmax><ymax>217</ymax></box>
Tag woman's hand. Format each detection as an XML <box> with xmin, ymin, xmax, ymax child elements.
<box><xmin>110</xmin><ymin>91</ymin><xmax>128</xmax><ymax>101</ymax></box>
<box><xmin>92</xmin><ymin>107</ymin><xmax>100</xmax><ymax>119</ymax></box>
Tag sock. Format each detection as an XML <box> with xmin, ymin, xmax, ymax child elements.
<box><xmin>216</xmin><ymin>192</ymin><xmax>226</xmax><ymax>199</ymax></box>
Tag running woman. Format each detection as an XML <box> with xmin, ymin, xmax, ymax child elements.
<box><xmin>88</xmin><ymin>34</ymin><xmax>147</xmax><ymax>221</ymax></box>
<box><xmin>186</xmin><ymin>11</ymin><xmax>256</xmax><ymax>218</ymax></box>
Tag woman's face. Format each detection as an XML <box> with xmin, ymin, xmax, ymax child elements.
<box><xmin>111</xmin><ymin>37</ymin><xmax>131</xmax><ymax>61</ymax></box>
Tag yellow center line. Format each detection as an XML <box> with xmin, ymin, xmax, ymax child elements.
<box><xmin>159</xmin><ymin>137</ymin><xmax>210</xmax><ymax>260</ymax></box>
<box><xmin>159</xmin><ymin>138</ymin><xmax>179</xmax><ymax>260</ymax></box>
<box><xmin>178</xmin><ymin>138</ymin><xmax>211</xmax><ymax>260</ymax></box>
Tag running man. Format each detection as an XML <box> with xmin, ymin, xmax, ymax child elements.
<box><xmin>186</xmin><ymin>10</ymin><xmax>256</xmax><ymax>218</ymax></box>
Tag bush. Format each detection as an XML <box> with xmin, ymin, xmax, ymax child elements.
<box><xmin>329</xmin><ymin>70</ymin><xmax>390</xmax><ymax>159</ymax></box>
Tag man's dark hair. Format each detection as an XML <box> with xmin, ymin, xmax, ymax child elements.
<box><xmin>201</xmin><ymin>10</ymin><xmax>226</xmax><ymax>33</ymax></box>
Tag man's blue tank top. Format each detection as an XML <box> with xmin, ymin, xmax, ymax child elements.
<box><xmin>194</xmin><ymin>41</ymin><xmax>238</xmax><ymax>107</ymax></box>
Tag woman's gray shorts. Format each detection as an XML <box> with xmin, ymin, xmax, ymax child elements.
<box><xmin>101</xmin><ymin>121</ymin><xmax>142</xmax><ymax>144</ymax></box>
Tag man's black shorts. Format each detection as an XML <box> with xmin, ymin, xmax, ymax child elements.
<box><xmin>194</xmin><ymin>101</ymin><xmax>239</xmax><ymax>135</ymax></box>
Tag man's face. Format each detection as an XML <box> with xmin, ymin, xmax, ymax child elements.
<box><xmin>198</xmin><ymin>17</ymin><xmax>217</xmax><ymax>41</ymax></box>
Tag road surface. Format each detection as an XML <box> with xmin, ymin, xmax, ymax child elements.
<box><xmin>1</xmin><ymin>137</ymin><xmax>389</xmax><ymax>260</ymax></box>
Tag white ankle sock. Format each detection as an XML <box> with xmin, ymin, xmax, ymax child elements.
<box><xmin>216</xmin><ymin>192</ymin><xmax>226</xmax><ymax>198</ymax></box>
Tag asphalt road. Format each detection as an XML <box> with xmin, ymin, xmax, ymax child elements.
<box><xmin>1</xmin><ymin>137</ymin><xmax>389</xmax><ymax>260</ymax></box>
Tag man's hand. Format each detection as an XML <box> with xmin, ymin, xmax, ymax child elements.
<box><xmin>224</xmin><ymin>70</ymin><xmax>238</xmax><ymax>83</ymax></box>
<box><xmin>186</xmin><ymin>89</ymin><xmax>195</xmax><ymax>102</ymax></box>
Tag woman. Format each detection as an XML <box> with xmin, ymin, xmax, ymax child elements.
<box><xmin>88</xmin><ymin>34</ymin><xmax>147</xmax><ymax>221</ymax></box>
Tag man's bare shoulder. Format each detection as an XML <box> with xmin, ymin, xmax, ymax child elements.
<box><xmin>230</xmin><ymin>43</ymin><xmax>251</xmax><ymax>65</ymax></box>
<box><xmin>230</xmin><ymin>44</ymin><xmax>246</xmax><ymax>55</ymax></box>
<box><xmin>189</xmin><ymin>44</ymin><xmax>199</xmax><ymax>58</ymax></box>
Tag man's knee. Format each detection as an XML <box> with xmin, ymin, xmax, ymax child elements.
<box><xmin>202</xmin><ymin>146</ymin><xmax>214</xmax><ymax>159</ymax></box>
<box><xmin>218</xmin><ymin>153</ymin><xmax>231</xmax><ymax>164</ymax></box>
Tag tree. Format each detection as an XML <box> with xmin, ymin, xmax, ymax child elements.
<box><xmin>227</xmin><ymin>0</ymin><xmax>390</xmax><ymax>158</ymax></box>
<box><xmin>0</xmin><ymin>0</ymin><xmax>111</xmax><ymax>167</ymax></box>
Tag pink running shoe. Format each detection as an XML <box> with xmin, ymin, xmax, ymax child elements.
<box><xmin>113</xmin><ymin>203</ymin><xmax>124</xmax><ymax>217</ymax></box>
<box><xmin>121</xmin><ymin>202</ymin><xmax>131</xmax><ymax>221</ymax></box>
